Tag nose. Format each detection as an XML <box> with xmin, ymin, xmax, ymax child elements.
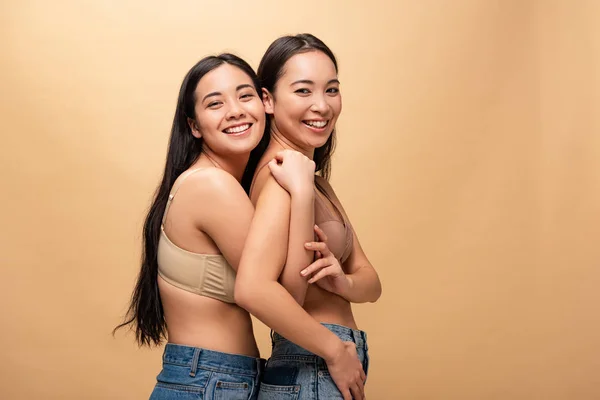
<box><xmin>226</xmin><ymin>101</ymin><xmax>245</xmax><ymax>120</ymax></box>
<box><xmin>310</xmin><ymin>93</ymin><xmax>329</xmax><ymax>114</ymax></box>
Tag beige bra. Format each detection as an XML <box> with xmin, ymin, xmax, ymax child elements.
<box><xmin>157</xmin><ymin>169</ymin><xmax>236</xmax><ymax>303</ymax></box>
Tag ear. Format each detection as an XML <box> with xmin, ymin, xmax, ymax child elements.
<box><xmin>187</xmin><ymin>117</ymin><xmax>202</xmax><ymax>139</ymax></box>
<box><xmin>262</xmin><ymin>88</ymin><xmax>274</xmax><ymax>115</ymax></box>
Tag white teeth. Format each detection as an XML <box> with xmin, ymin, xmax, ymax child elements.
<box><xmin>304</xmin><ymin>120</ymin><xmax>327</xmax><ymax>128</ymax></box>
<box><xmin>224</xmin><ymin>124</ymin><xmax>250</xmax><ymax>134</ymax></box>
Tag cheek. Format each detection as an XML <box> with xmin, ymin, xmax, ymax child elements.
<box><xmin>279</xmin><ymin>98</ymin><xmax>306</xmax><ymax>121</ymax></box>
<box><xmin>246</xmin><ymin>100</ymin><xmax>265</xmax><ymax>118</ymax></box>
<box><xmin>198</xmin><ymin>112</ymin><xmax>222</xmax><ymax>134</ymax></box>
<box><xmin>331</xmin><ymin>98</ymin><xmax>342</xmax><ymax>117</ymax></box>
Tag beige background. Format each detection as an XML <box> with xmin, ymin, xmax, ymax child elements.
<box><xmin>1</xmin><ymin>0</ymin><xmax>599</xmax><ymax>399</ymax></box>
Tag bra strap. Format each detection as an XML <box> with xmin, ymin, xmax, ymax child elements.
<box><xmin>161</xmin><ymin>168</ymin><xmax>206</xmax><ymax>226</ymax></box>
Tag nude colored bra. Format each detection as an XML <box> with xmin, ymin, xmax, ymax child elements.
<box><xmin>157</xmin><ymin>169</ymin><xmax>236</xmax><ymax>303</ymax></box>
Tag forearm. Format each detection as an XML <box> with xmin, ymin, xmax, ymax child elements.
<box><xmin>236</xmin><ymin>178</ymin><xmax>342</xmax><ymax>360</ymax></box>
<box><xmin>279</xmin><ymin>192</ymin><xmax>314</xmax><ymax>305</ymax></box>
<box><xmin>340</xmin><ymin>265</ymin><xmax>382</xmax><ymax>303</ymax></box>
<box><xmin>236</xmin><ymin>279</ymin><xmax>342</xmax><ymax>360</ymax></box>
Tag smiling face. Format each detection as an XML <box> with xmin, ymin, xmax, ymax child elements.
<box><xmin>189</xmin><ymin>63</ymin><xmax>265</xmax><ymax>157</ymax></box>
<box><xmin>264</xmin><ymin>50</ymin><xmax>342</xmax><ymax>154</ymax></box>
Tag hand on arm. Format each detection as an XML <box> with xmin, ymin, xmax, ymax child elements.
<box><xmin>301</xmin><ymin>182</ymin><xmax>383</xmax><ymax>304</ymax></box>
<box><xmin>267</xmin><ymin>150</ymin><xmax>316</xmax><ymax>305</ymax></box>
<box><xmin>236</xmin><ymin>152</ymin><xmax>366</xmax><ymax>400</ymax></box>
<box><xmin>302</xmin><ymin>224</ymin><xmax>354</xmax><ymax>297</ymax></box>
<box><xmin>304</xmin><ymin>224</ymin><xmax>382</xmax><ymax>303</ymax></box>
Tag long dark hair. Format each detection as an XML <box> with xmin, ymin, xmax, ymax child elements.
<box><xmin>115</xmin><ymin>53</ymin><xmax>267</xmax><ymax>347</ymax></box>
<box><xmin>253</xmin><ymin>33</ymin><xmax>338</xmax><ymax>181</ymax></box>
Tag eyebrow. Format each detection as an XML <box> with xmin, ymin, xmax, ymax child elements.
<box><xmin>290</xmin><ymin>79</ymin><xmax>340</xmax><ymax>86</ymax></box>
<box><xmin>202</xmin><ymin>84</ymin><xmax>254</xmax><ymax>102</ymax></box>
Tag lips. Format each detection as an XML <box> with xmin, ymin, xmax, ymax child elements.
<box><xmin>303</xmin><ymin>120</ymin><xmax>329</xmax><ymax>129</ymax></box>
<box><xmin>223</xmin><ymin>123</ymin><xmax>252</xmax><ymax>134</ymax></box>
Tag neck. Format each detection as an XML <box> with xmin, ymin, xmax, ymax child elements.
<box><xmin>270</xmin><ymin>122</ymin><xmax>315</xmax><ymax>159</ymax></box>
<box><xmin>195</xmin><ymin>147</ymin><xmax>249</xmax><ymax>182</ymax></box>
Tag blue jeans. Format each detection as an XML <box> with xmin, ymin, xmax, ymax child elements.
<box><xmin>258</xmin><ymin>324</ymin><xmax>370</xmax><ymax>400</ymax></box>
<box><xmin>150</xmin><ymin>343</ymin><xmax>265</xmax><ymax>400</ymax></box>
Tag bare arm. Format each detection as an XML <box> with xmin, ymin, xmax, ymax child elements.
<box><xmin>192</xmin><ymin>168</ymin><xmax>255</xmax><ymax>271</ymax></box>
<box><xmin>238</xmin><ymin>154</ymin><xmax>367</xmax><ymax>400</ymax></box>
<box><xmin>236</xmin><ymin>177</ymin><xmax>343</xmax><ymax>358</ymax></box>
<box><xmin>340</xmin><ymin>231</ymin><xmax>382</xmax><ymax>303</ymax></box>
<box><xmin>337</xmin><ymin>192</ymin><xmax>382</xmax><ymax>303</ymax></box>
<box><xmin>251</xmin><ymin>153</ymin><xmax>316</xmax><ymax>305</ymax></box>
<box><xmin>280</xmin><ymin>192</ymin><xmax>314</xmax><ymax>304</ymax></box>
<box><xmin>302</xmin><ymin>180</ymin><xmax>382</xmax><ymax>304</ymax></box>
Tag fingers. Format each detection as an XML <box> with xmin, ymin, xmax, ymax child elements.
<box><xmin>304</xmin><ymin>241</ymin><xmax>331</xmax><ymax>256</ymax></box>
<box><xmin>273</xmin><ymin>150</ymin><xmax>297</xmax><ymax>164</ymax></box>
<box><xmin>350</xmin><ymin>381</ymin><xmax>364</xmax><ymax>400</ymax></box>
<box><xmin>360</xmin><ymin>366</ymin><xmax>367</xmax><ymax>383</ymax></box>
<box><xmin>267</xmin><ymin>159</ymin><xmax>281</xmax><ymax>175</ymax></box>
<box><xmin>274</xmin><ymin>150</ymin><xmax>314</xmax><ymax>167</ymax></box>
<box><xmin>308</xmin><ymin>265</ymin><xmax>336</xmax><ymax>284</ymax></box>
<box><xmin>341</xmin><ymin>389</ymin><xmax>352</xmax><ymax>400</ymax></box>
<box><xmin>357</xmin><ymin>373</ymin><xmax>366</xmax><ymax>397</ymax></box>
<box><xmin>300</xmin><ymin>258</ymin><xmax>329</xmax><ymax>277</ymax></box>
<box><xmin>314</xmin><ymin>224</ymin><xmax>328</xmax><ymax>242</ymax></box>
<box><xmin>274</xmin><ymin>149</ymin><xmax>306</xmax><ymax>161</ymax></box>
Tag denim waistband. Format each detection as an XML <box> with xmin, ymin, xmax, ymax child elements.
<box><xmin>162</xmin><ymin>343</ymin><xmax>265</xmax><ymax>377</ymax></box>
<box><xmin>271</xmin><ymin>323</ymin><xmax>368</xmax><ymax>357</ymax></box>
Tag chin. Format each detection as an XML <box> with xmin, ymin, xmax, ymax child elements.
<box><xmin>312</xmin><ymin>134</ymin><xmax>333</xmax><ymax>149</ymax></box>
<box><xmin>227</xmin><ymin>130</ymin><xmax>263</xmax><ymax>150</ymax></box>
<box><xmin>302</xmin><ymin>126</ymin><xmax>334</xmax><ymax>146</ymax></box>
<box><xmin>233</xmin><ymin>142</ymin><xmax>260</xmax><ymax>155</ymax></box>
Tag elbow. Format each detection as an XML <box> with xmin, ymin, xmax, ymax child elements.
<box><xmin>368</xmin><ymin>280</ymin><xmax>383</xmax><ymax>303</ymax></box>
<box><xmin>234</xmin><ymin>273</ymin><xmax>268</xmax><ymax>312</ymax></box>
<box><xmin>234</xmin><ymin>278</ymin><xmax>254</xmax><ymax>311</ymax></box>
<box><xmin>370</xmin><ymin>287</ymin><xmax>382</xmax><ymax>303</ymax></box>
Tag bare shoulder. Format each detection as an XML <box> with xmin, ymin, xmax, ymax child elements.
<box><xmin>250</xmin><ymin>163</ymin><xmax>274</xmax><ymax>204</ymax></box>
<box><xmin>171</xmin><ymin>167</ymin><xmax>253</xmax><ymax>233</ymax></box>
<box><xmin>180</xmin><ymin>167</ymin><xmax>248</xmax><ymax>201</ymax></box>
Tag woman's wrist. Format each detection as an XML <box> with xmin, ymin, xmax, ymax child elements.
<box><xmin>290</xmin><ymin>185</ymin><xmax>315</xmax><ymax>201</ymax></box>
<box><xmin>322</xmin><ymin>333</ymin><xmax>346</xmax><ymax>362</ymax></box>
